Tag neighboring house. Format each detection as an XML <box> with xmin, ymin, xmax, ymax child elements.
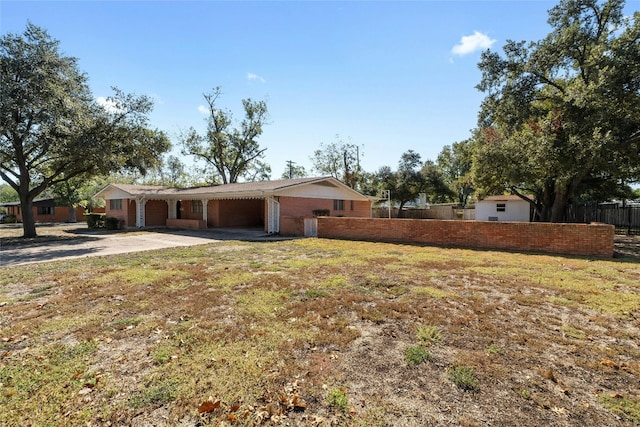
<box><xmin>93</xmin><ymin>176</ymin><xmax>372</xmax><ymax>235</ymax></box>
<box><xmin>0</xmin><ymin>198</ymin><xmax>89</xmax><ymax>223</ymax></box>
<box><xmin>476</xmin><ymin>195</ymin><xmax>532</xmax><ymax>222</ymax></box>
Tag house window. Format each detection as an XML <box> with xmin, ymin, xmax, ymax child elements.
<box><xmin>496</xmin><ymin>203</ymin><xmax>506</xmax><ymax>212</ymax></box>
<box><xmin>350</xmin><ymin>200</ymin><xmax>354</xmax><ymax>211</ymax></box>
<box><xmin>333</xmin><ymin>199</ymin><xmax>344</xmax><ymax>211</ymax></box>
<box><xmin>110</xmin><ymin>199</ymin><xmax>122</xmax><ymax>210</ymax></box>
<box><xmin>37</xmin><ymin>206</ymin><xmax>53</xmax><ymax>215</ymax></box>
<box><xmin>191</xmin><ymin>200</ymin><xmax>203</xmax><ymax>214</ymax></box>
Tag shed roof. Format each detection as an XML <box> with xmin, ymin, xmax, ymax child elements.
<box><xmin>480</xmin><ymin>195</ymin><xmax>531</xmax><ymax>202</ymax></box>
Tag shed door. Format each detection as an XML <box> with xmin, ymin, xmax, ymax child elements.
<box><xmin>267</xmin><ymin>197</ymin><xmax>280</xmax><ymax>234</ymax></box>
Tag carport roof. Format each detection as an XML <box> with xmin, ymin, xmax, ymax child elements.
<box><xmin>95</xmin><ymin>176</ymin><xmax>370</xmax><ymax>201</ymax></box>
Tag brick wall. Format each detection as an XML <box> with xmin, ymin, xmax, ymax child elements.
<box><xmin>278</xmin><ymin>197</ymin><xmax>371</xmax><ymax>235</ymax></box>
<box><xmin>145</xmin><ymin>200</ymin><xmax>168</xmax><ymax>227</ymax></box>
<box><xmin>317</xmin><ymin>217</ymin><xmax>615</xmax><ymax>257</ymax></box>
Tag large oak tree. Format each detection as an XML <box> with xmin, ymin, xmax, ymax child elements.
<box><xmin>1</xmin><ymin>24</ymin><xmax>170</xmax><ymax>237</ymax></box>
<box><xmin>473</xmin><ymin>0</ymin><xmax>640</xmax><ymax>221</ymax></box>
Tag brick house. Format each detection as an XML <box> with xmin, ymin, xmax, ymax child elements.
<box><xmin>94</xmin><ymin>177</ymin><xmax>372</xmax><ymax>235</ymax></box>
<box><xmin>0</xmin><ymin>198</ymin><xmax>89</xmax><ymax>223</ymax></box>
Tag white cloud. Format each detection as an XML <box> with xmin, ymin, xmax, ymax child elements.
<box><xmin>197</xmin><ymin>105</ymin><xmax>209</xmax><ymax>115</ymax></box>
<box><xmin>96</xmin><ymin>96</ymin><xmax>124</xmax><ymax>114</ymax></box>
<box><xmin>452</xmin><ymin>31</ymin><xmax>496</xmax><ymax>56</ymax></box>
<box><xmin>247</xmin><ymin>72</ymin><xmax>266</xmax><ymax>83</ymax></box>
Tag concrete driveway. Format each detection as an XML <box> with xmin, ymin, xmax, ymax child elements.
<box><xmin>0</xmin><ymin>226</ymin><xmax>293</xmax><ymax>267</ymax></box>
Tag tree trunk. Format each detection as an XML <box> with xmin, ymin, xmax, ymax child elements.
<box><xmin>20</xmin><ymin>197</ymin><xmax>37</xmax><ymax>238</ymax></box>
<box><xmin>550</xmin><ymin>189</ymin><xmax>570</xmax><ymax>223</ymax></box>
<box><xmin>67</xmin><ymin>204</ymin><xmax>77</xmax><ymax>223</ymax></box>
<box><xmin>550</xmin><ymin>174</ymin><xmax>587</xmax><ymax>223</ymax></box>
<box><xmin>397</xmin><ymin>201</ymin><xmax>406</xmax><ymax>218</ymax></box>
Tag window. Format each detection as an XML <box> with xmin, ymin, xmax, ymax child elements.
<box><xmin>110</xmin><ymin>199</ymin><xmax>122</xmax><ymax>210</ymax></box>
<box><xmin>496</xmin><ymin>203</ymin><xmax>506</xmax><ymax>212</ymax></box>
<box><xmin>350</xmin><ymin>200</ymin><xmax>354</xmax><ymax>211</ymax></box>
<box><xmin>191</xmin><ymin>200</ymin><xmax>203</xmax><ymax>214</ymax></box>
<box><xmin>333</xmin><ymin>199</ymin><xmax>344</xmax><ymax>211</ymax></box>
<box><xmin>37</xmin><ymin>206</ymin><xmax>53</xmax><ymax>215</ymax></box>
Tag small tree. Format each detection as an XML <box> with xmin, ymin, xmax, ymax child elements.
<box><xmin>373</xmin><ymin>150</ymin><xmax>427</xmax><ymax>217</ymax></box>
<box><xmin>181</xmin><ymin>87</ymin><xmax>270</xmax><ymax>184</ymax></box>
<box><xmin>437</xmin><ymin>139</ymin><xmax>475</xmax><ymax>207</ymax></box>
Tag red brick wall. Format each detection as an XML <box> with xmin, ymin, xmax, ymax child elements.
<box><xmin>317</xmin><ymin>218</ymin><xmax>615</xmax><ymax>257</ymax></box>
<box><xmin>280</xmin><ymin>216</ymin><xmax>305</xmax><ymax>235</ymax></box>
<box><xmin>105</xmin><ymin>200</ymin><xmax>131</xmax><ymax>225</ymax></box>
<box><xmin>9</xmin><ymin>206</ymin><xmax>87</xmax><ymax>223</ymax></box>
<box><xmin>145</xmin><ymin>200</ymin><xmax>168</xmax><ymax>227</ymax></box>
<box><xmin>179</xmin><ymin>200</ymin><xmax>205</xmax><ymax>221</ymax></box>
<box><xmin>279</xmin><ymin>196</ymin><xmax>370</xmax><ymax>218</ymax></box>
<box><xmin>278</xmin><ymin>197</ymin><xmax>371</xmax><ymax>235</ymax></box>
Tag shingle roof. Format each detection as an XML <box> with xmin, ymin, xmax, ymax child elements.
<box><xmin>95</xmin><ymin>176</ymin><xmax>369</xmax><ymax>201</ymax></box>
<box><xmin>481</xmin><ymin>195</ymin><xmax>531</xmax><ymax>202</ymax></box>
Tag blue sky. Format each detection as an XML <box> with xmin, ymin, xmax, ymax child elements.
<box><xmin>3</xmin><ymin>1</ymin><xmax>638</xmax><ymax>179</ymax></box>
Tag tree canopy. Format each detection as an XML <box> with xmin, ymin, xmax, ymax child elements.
<box><xmin>181</xmin><ymin>87</ymin><xmax>270</xmax><ymax>184</ymax></box>
<box><xmin>473</xmin><ymin>0</ymin><xmax>640</xmax><ymax>221</ymax></box>
<box><xmin>437</xmin><ymin>140</ymin><xmax>475</xmax><ymax>207</ymax></box>
<box><xmin>310</xmin><ymin>136</ymin><xmax>363</xmax><ymax>189</ymax></box>
<box><xmin>0</xmin><ymin>23</ymin><xmax>170</xmax><ymax>236</ymax></box>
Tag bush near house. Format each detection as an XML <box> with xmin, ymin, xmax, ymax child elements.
<box><xmin>85</xmin><ymin>213</ymin><xmax>106</xmax><ymax>229</ymax></box>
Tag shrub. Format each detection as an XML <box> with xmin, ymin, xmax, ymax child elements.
<box><xmin>405</xmin><ymin>345</ymin><xmax>432</xmax><ymax>365</ymax></box>
<box><xmin>448</xmin><ymin>364</ymin><xmax>479</xmax><ymax>391</ymax></box>
<box><xmin>85</xmin><ymin>213</ymin><xmax>106</xmax><ymax>229</ymax></box>
<box><xmin>104</xmin><ymin>216</ymin><xmax>123</xmax><ymax>230</ymax></box>
<box><xmin>312</xmin><ymin>209</ymin><xmax>330</xmax><ymax>217</ymax></box>
<box><xmin>3</xmin><ymin>214</ymin><xmax>17</xmax><ymax>224</ymax></box>
<box><xmin>417</xmin><ymin>325</ymin><xmax>442</xmax><ymax>345</ymax></box>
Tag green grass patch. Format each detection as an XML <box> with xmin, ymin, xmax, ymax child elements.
<box><xmin>413</xmin><ymin>285</ymin><xmax>457</xmax><ymax>298</ymax></box>
<box><xmin>0</xmin><ymin>340</ymin><xmax>99</xmax><ymax>425</ymax></box>
<box><xmin>448</xmin><ymin>365</ymin><xmax>479</xmax><ymax>391</ymax></box>
<box><xmin>327</xmin><ymin>387</ymin><xmax>349</xmax><ymax>413</ymax></box>
<box><xmin>405</xmin><ymin>345</ymin><xmax>432</xmax><ymax>365</ymax></box>
<box><xmin>416</xmin><ymin>325</ymin><xmax>442</xmax><ymax>345</ymax></box>
<box><xmin>600</xmin><ymin>394</ymin><xmax>640</xmax><ymax>423</ymax></box>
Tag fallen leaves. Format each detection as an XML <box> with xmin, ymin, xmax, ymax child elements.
<box><xmin>196</xmin><ymin>380</ymin><xmax>308</xmax><ymax>425</ymax></box>
<box><xmin>198</xmin><ymin>398</ymin><xmax>220</xmax><ymax>414</ymax></box>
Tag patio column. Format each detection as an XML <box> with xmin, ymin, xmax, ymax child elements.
<box><xmin>136</xmin><ymin>197</ymin><xmax>147</xmax><ymax>228</ymax></box>
<box><xmin>201</xmin><ymin>199</ymin><xmax>208</xmax><ymax>227</ymax></box>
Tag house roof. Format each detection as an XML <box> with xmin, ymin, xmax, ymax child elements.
<box><xmin>0</xmin><ymin>198</ymin><xmax>56</xmax><ymax>207</ymax></box>
<box><xmin>94</xmin><ymin>177</ymin><xmax>371</xmax><ymax>201</ymax></box>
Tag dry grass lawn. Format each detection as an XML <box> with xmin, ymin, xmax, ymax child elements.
<box><xmin>1</xmin><ymin>226</ymin><xmax>639</xmax><ymax>426</ymax></box>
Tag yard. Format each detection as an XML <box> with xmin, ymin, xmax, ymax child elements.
<box><xmin>1</xmin><ymin>226</ymin><xmax>639</xmax><ymax>426</ymax></box>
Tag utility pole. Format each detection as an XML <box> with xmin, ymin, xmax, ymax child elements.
<box><xmin>286</xmin><ymin>160</ymin><xmax>296</xmax><ymax>179</ymax></box>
